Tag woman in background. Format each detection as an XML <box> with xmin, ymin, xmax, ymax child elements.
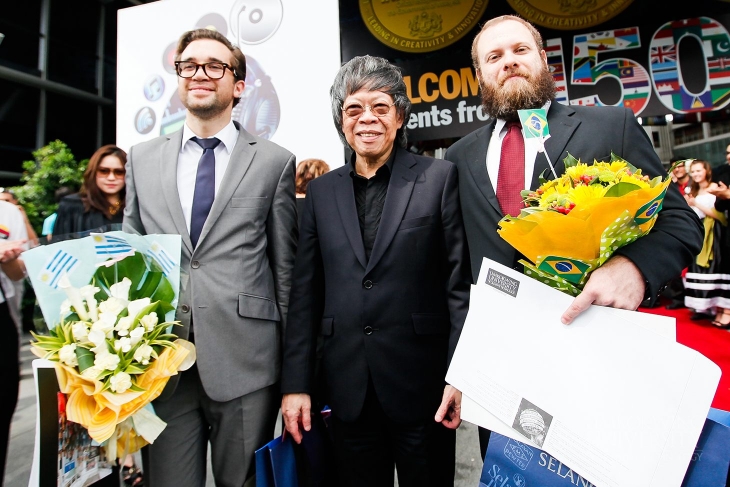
<box><xmin>54</xmin><ymin>145</ymin><xmax>127</xmax><ymax>236</ymax></box>
<box><xmin>683</xmin><ymin>159</ymin><xmax>729</xmax><ymax>327</ymax></box>
<box><xmin>295</xmin><ymin>158</ymin><xmax>330</xmax><ymax>227</ymax></box>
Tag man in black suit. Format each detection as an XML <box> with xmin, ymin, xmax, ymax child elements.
<box><xmin>281</xmin><ymin>55</ymin><xmax>471</xmax><ymax>486</ymax></box>
<box><xmin>444</xmin><ymin>15</ymin><xmax>703</xmax><ymax>457</ymax></box>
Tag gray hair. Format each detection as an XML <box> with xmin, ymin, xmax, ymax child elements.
<box><xmin>330</xmin><ymin>55</ymin><xmax>411</xmax><ymax>149</ymax></box>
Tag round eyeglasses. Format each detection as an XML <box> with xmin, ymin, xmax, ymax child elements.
<box><xmin>175</xmin><ymin>61</ymin><xmax>237</xmax><ymax>80</ymax></box>
<box><xmin>342</xmin><ymin>102</ymin><xmax>395</xmax><ymax>119</ymax></box>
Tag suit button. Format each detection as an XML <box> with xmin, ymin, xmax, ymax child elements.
<box><xmin>363</xmin><ymin>280</ymin><xmax>373</xmax><ymax>289</ymax></box>
<box><xmin>191</xmin><ymin>260</ymin><xmax>200</xmax><ymax>269</ymax></box>
<box><xmin>364</xmin><ymin>326</ymin><xmax>373</xmax><ymax>335</ymax></box>
<box><xmin>181</xmin><ymin>304</ymin><xmax>190</xmax><ymax>313</ymax></box>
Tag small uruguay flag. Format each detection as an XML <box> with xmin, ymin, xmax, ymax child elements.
<box><xmin>38</xmin><ymin>249</ymin><xmax>79</xmax><ymax>288</ymax></box>
<box><xmin>93</xmin><ymin>234</ymin><xmax>133</xmax><ymax>256</ymax></box>
<box><xmin>148</xmin><ymin>242</ymin><xmax>174</xmax><ymax>275</ymax></box>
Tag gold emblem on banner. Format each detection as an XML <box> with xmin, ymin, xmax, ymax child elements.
<box><xmin>359</xmin><ymin>0</ymin><xmax>489</xmax><ymax>53</ymax></box>
<box><xmin>506</xmin><ymin>0</ymin><xmax>633</xmax><ymax>30</ymax></box>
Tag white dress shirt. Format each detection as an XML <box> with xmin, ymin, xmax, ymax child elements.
<box><xmin>486</xmin><ymin>101</ymin><xmax>552</xmax><ymax>192</ymax></box>
<box><xmin>178</xmin><ymin>121</ymin><xmax>239</xmax><ymax>232</ymax></box>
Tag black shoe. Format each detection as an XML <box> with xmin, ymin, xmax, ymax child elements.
<box><xmin>665</xmin><ymin>301</ymin><xmax>685</xmax><ymax>310</ymax></box>
<box><xmin>690</xmin><ymin>312</ymin><xmax>713</xmax><ymax>321</ymax></box>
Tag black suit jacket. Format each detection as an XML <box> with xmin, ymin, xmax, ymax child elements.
<box><xmin>281</xmin><ymin>148</ymin><xmax>471</xmax><ymax>423</ymax></box>
<box><xmin>445</xmin><ymin>102</ymin><xmax>703</xmax><ymax>302</ymax></box>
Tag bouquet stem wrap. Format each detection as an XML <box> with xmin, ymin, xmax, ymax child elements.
<box><xmin>53</xmin><ymin>339</ymin><xmax>194</xmax><ymax>449</ymax></box>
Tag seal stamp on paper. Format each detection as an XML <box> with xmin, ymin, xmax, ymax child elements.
<box><xmin>506</xmin><ymin>0</ymin><xmax>634</xmax><ymax>30</ymax></box>
<box><xmin>485</xmin><ymin>268</ymin><xmax>520</xmax><ymax>297</ymax></box>
<box><xmin>359</xmin><ymin>0</ymin><xmax>489</xmax><ymax>53</ymax></box>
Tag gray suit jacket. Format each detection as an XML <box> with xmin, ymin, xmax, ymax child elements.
<box><xmin>123</xmin><ymin>122</ymin><xmax>297</xmax><ymax>402</ymax></box>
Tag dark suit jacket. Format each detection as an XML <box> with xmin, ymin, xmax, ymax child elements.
<box><xmin>445</xmin><ymin>102</ymin><xmax>703</xmax><ymax>302</ymax></box>
<box><xmin>281</xmin><ymin>148</ymin><xmax>471</xmax><ymax>423</ymax></box>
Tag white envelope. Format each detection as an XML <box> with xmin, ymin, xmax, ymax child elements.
<box><xmin>447</xmin><ymin>258</ymin><xmax>721</xmax><ymax>487</ymax></box>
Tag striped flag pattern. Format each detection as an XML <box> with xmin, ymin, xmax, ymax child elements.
<box><xmin>93</xmin><ymin>234</ymin><xmax>133</xmax><ymax>256</ymax></box>
<box><xmin>38</xmin><ymin>249</ymin><xmax>79</xmax><ymax>289</ymax></box>
<box><xmin>147</xmin><ymin>242</ymin><xmax>175</xmax><ymax>275</ymax></box>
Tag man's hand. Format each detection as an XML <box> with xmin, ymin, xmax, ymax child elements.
<box><xmin>561</xmin><ymin>255</ymin><xmax>645</xmax><ymax>324</ymax></box>
<box><xmin>281</xmin><ymin>393</ymin><xmax>312</xmax><ymax>444</ymax></box>
<box><xmin>708</xmin><ymin>181</ymin><xmax>730</xmax><ymax>200</ymax></box>
<box><xmin>434</xmin><ymin>385</ymin><xmax>462</xmax><ymax>429</ymax></box>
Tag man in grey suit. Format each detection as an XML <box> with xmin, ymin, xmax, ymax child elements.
<box><xmin>123</xmin><ymin>28</ymin><xmax>297</xmax><ymax>486</ymax></box>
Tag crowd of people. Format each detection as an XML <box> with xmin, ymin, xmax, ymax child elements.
<box><xmin>2</xmin><ymin>13</ymin><xmax>720</xmax><ymax>487</ymax></box>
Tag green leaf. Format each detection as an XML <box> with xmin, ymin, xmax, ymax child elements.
<box><xmin>151</xmin><ymin>277</ymin><xmax>175</xmax><ymax>306</ymax></box>
<box><xmin>137</xmin><ymin>271</ymin><xmax>163</xmax><ymax>300</ymax></box>
<box><xmin>76</xmin><ymin>346</ymin><xmax>95</xmax><ymax>372</ymax></box>
<box><xmin>125</xmin><ymin>364</ymin><xmax>147</xmax><ymax>375</ymax></box>
<box><xmin>94</xmin><ymin>252</ymin><xmax>147</xmax><ymax>297</ymax></box>
<box><xmin>563</xmin><ymin>152</ymin><xmax>580</xmax><ymax>169</ymax></box>
<box><xmin>605</xmin><ymin>182</ymin><xmax>642</xmax><ymax>197</ymax></box>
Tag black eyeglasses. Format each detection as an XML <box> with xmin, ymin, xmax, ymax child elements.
<box><xmin>97</xmin><ymin>168</ymin><xmax>125</xmax><ymax>178</ymax></box>
<box><xmin>174</xmin><ymin>61</ymin><xmax>237</xmax><ymax>80</ymax></box>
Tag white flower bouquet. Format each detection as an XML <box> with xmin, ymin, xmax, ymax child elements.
<box><xmin>24</xmin><ymin>231</ymin><xmax>194</xmax><ymax>459</ymax></box>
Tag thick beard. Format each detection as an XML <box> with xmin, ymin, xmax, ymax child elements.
<box><xmin>479</xmin><ymin>67</ymin><xmax>556</xmax><ymax>121</ymax></box>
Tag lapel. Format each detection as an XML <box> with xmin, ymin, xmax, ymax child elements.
<box><xmin>333</xmin><ymin>166</ymin><xmax>367</xmax><ymax>269</ymax></box>
<box><xmin>160</xmin><ymin>130</ymin><xmax>194</xmax><ymax>254</ymax></box>
<box><xmin>195</xmin><ymin>122</ymin><xmax>257</xmax><ymax>250</ymax></box>
<box><xmin>365</xmin><ymin>148</ymin><xmax>417</xmax><ymax>274</ymax></box>
<box><xmin>464</xmin><ymin>121</ymin><xmax>502</xmax><ymax>215</ymax></box>
<box><xmin>530</xmin><ymin>103</ymin><xmax>579</xmax><ymax>188</ymax></box>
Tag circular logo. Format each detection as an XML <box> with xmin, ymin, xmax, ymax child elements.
<box><xmin>231</xmin><ymin>55</ymin><xmax>280</xmax><ymax>140</ymax></box>
<box><xmin>229</xmin><ymin>0</ymin><xmax>284</xmax><ymax>45</ymax></box>
<box><xmin>519</xmin><ymin>409</ymin><xmax>545</xmax><ymax>436</ymax></box>
<box><xmin>134</xmin><ymin>107</ymin><xmax>156</xmax><ymax>135</ymax></box>
<box><xmin>513</xmin><ymin>474</ymin><xmax>526</xmax><ymax>487</ymax></box>
<box><xmin>506</xmin><ymin>0</ymin><xmax>634</xmax><ymax>30</ymax></box>
<box><xmin>196</xmin><ymin>13</ymin><xmax>228</xmax><ymax>35</ymax></box>
<box><xmin>555</xmin><ymin>261</ymin><xmax>573</xmax><ymax>273</ymax></box>
<box><xmin>359</xmin><ymin>0</ymin><xmax>489</xmax><ymax>54</ymax></box>
<box><xmin>162</xmin><ymin>42</ymin><xmax>177</xmax><ymax>74</ymax></box>
<box><xmin>143</xmin><ymin>75</ymin><xmax>165</xmax><ymax>102</ymax></box>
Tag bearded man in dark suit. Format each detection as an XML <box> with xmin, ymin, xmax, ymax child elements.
<box><xmin>444</xmin><ymin>15</ymin><xmax>703</xmax><ymax>458</ymax></box>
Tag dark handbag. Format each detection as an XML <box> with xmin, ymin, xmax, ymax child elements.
<box><xmin>255</xmin><ymin>433</ymin><xmax>299</xmax><ymax>487</ymax></box>
<box><xmin>255</xmin><ymin>407</ymin><xmax>335</xmax><ymax>487</ymax></box>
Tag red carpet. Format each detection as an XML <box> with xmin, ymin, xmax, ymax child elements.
<box><xmin>639</xmin><ymin>299</ymin><xmax>730</xmax><ymax>411</ymax></box>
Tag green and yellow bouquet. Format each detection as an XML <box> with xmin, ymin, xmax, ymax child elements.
<box><xmin>498</xmin><ymin>153</ymin><xmax>681</xmax><ymax>296</ymax></box>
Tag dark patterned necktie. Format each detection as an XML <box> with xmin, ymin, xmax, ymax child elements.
<box><xmin>189</xmin><ymin>136</ymin><xmax>221</xmax><ymax>247</ymax></box>
<box><xmin>496</xmin><ymin>122</ymin><xmax>525</xmax><ymax>217</ymax></box>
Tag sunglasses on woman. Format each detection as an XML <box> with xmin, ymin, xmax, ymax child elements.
<box><xmin>97</xmin><ymin>168</ymin><xmax>126</xmax><ymax>177</ymax></box>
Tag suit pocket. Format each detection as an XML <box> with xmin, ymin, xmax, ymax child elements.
<box><xmin>321</xmin><ymin>317</ymin><xmax>334</xmax><ymax>336</ymax></box>
<box><xmin>238</xmin><ymin>293</ymin><xmax>281</xmax><ymax>322</ymax></box>
<box><xmin>398</xmin><ymin>214</ymin><xmax>433</xmax><ymax>231</ymax></box>
<box><xmin>231</xmin><ymin>197</ymin><xmax>268</xmax><ymax>208</ymax></box>
<box><xmin>412</xmin><ymin>313</ymin><xmax>449</xmax><ymax>335</ymax></box>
